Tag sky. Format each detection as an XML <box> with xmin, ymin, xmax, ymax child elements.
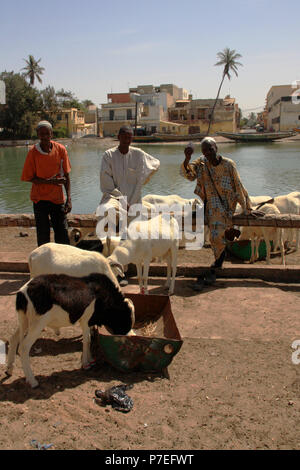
<box><xmin>1</xmin><ymin>0</ymin><xmax>300</xmax><ymax>116</ymax></box>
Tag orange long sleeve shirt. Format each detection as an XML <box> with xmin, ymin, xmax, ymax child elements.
<box><xmin>21</xmin><ymin>141</ymin><xmax>71</xmax><ymax>204</ymax></box>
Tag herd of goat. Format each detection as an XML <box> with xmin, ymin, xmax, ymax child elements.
<box><xmin>5</xmin><ymin>191</ymin><xmax>300</xmax><ymax>387</ymax></box>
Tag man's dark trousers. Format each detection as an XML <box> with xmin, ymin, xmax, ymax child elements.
<box><xmin>33</xmin><ymin>200</ymin><xmax>70</xmax><ymax>246</ymax></box>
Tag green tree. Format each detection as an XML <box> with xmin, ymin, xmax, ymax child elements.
<box><xmin>240</xmin><ymin>117</ymin><xmax>248</xmax><ymax>128</ymax></box>
<box><xmin>81</xmin><ymin>99</ymin><xmax>95</xmax><ymax>110</ymax></box>
<box><xmin>207</xmin><ymin>47</ymin><xmax>243</xmax><ymax>135</ymax></box>
<box><xmin>56</xmin><ymin>89</ymin><xmax>83</xmax><ymax>109</ymax></box>
<box><xmin>22</xmin><ymin>55</ymin><xmax>45</xmax><ymax>86</ymax></box>
<box><xmin>247</xmin><ymin>112</ymin><xmax>257</xmax><ymax>128</ymax></box>
<box><xmin>41</xmin><ymin>86</ymin><xmax>58</xmax><ymax>110</ymax></box>
<box><xmin>0</xmin><ymin>71</ymin><xmax>42</xmax><ymax>139</ymax></box>
<box><xmin>40</xmin><ymin>86</ymin><xmax>59</xmax><ymax>124</ymax></box>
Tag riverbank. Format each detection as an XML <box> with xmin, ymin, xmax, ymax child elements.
<box><xmin>0</xmin><ymin>137</ymin><xmax>117</xmax><ymax>149</ymax></box>
<box><xmin>1</xmin><ymin>133</ymin><xmax>300</xmax><ymax>148</ymax></box>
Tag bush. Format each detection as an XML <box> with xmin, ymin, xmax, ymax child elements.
<box><xmin>53</xmin><ymin>127</ymin><xmax>68</xmax><ymax>138</ymax></box>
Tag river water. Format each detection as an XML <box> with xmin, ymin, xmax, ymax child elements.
<box><xmin>0</xmin><ymin>140</ymin><xmax>299</xmax><ymax>213</ymax></box>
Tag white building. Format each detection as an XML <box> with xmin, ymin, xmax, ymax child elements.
<box><xmin>100</xmin><ymin>83</ymin><xmax>190</xmax><ymax>135</ymax></box>
<box><xmin>266</xmin><ymin>85</ymin><xmax>300</xmax><ymax>131</ymax></box>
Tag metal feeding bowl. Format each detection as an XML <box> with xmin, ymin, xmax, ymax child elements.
<box><xmin>92</xmin><ymin>293</ymin><xmax>183</xmax><ymax>374</ymax></box>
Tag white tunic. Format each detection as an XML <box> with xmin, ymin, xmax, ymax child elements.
<box><xmin>99</xmin><ymin>146</ymin><xmax>160</xmax><ymax>207</ymax></box>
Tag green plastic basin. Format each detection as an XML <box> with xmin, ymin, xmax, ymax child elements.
<box><xmin>227</xmin><ymin>239</ymin><xmax>274</xmax><ymax>261</ymax></box>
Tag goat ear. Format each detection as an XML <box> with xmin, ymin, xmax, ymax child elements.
<box><xmin>75</xmin><ymin>229</ymin><xmax>81</xmax><ymax>243</ymax></box>
<box><xmin>109</xmin><ymin>261</ymin><xmax>125</xmax><ymax>278</ymax></box>
<box><xmin>98</xmin><ymin>239</ymin><xmax>104</xmax><ymax>253</ymax></box>
<box><xmin>69</xmin><ymin>228</ymin><xmax>81</xmax><ymax>244</ymax></box>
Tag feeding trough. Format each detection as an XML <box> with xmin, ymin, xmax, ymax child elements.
<box><xmin>91</xmin><ymin>293</ymin><xmax>183</xmax><ymax>374</ymax></box>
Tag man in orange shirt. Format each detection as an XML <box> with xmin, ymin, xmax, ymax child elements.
<box><xmin>21</xmin><ymin>121</ymin><xmax>72</xmax><ymax>246</ymax></box>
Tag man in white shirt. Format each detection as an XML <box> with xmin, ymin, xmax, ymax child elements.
<box><xmin>97</xmin><ymin>126</ymin><xmax>160</xmax><ymax>223</ymax></box>
<box><xmin>99</xmin><ymin>125</ymin><xmax>159</xmax><ymax>203</ymax></box>
<box><xmin>96</xmin><ymin>126</ymin><xmax>160</xmax><ymax>283</ymax></box>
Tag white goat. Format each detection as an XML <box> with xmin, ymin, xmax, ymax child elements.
<box><xmin>238</xmin><ymin>203</ymin><xmax>285</xmax><ymax>265</ymax></box>
<box><xmin>273</xmin><ymin>191</ymin><xmax>300</xmax><ymax>250</ymax></box>
<box><xmin>249</xmin><ymin>195</ymin><xmax>273</xmax><ymax>206</ymax></box>
<box><xmin>99</xmin><ymin>236</ymin><xmax>122</xmax><ymax>257</ymax></box>
<box><xmin>108</xmin><ymin>213</ymin><xmax>179</xmax><ymax>295</ymax></box>
<box><xmin>142</xmin><ymin>193</ymin><xmax>208</xmax><ymax>247</ymax></box>
<box><xmin>142</xmin><ymin>193</ymin><xmax>202</xmax><ymax>211</ymax></box>
<box><xmin>235</xmin><ymin>195</ymin><xmax>273</xmax><ymax>215</ymax></box>
<box><xmin>6</xmin><ymin>273</ymin><xmax>135</xmax><ymax>388</ymax></box>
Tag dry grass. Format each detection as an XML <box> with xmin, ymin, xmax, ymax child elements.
<box><xmin>137</xmin><ymin>321</ymin><xmax>157</xmax><ymax>337</ymax></box>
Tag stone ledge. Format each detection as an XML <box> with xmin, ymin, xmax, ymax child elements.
<box><xmin>1</xmin><ymin>213</ymin><xmax>300</xmax><ymax>228</ymax></box>
<box><xmin>0</xmin><ymin>252</ymin><xmax>299</xmax><ymax>283</ymax></box>
<box><xmin>0</xmin><ymin>214</ymin><xmax>98</xmax><ymax>228</ymax></box>
<box><xmin>127</xmin><ymin>263</ymin><xmax>300</xmax><ymax>283</ymax></box>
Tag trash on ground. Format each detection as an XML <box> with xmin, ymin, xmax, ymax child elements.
<box><xmin>30</xmin><ymin>439</ymin><xmax>54</xmax><ymax>450</ymax></box>
<box><xmin>33</xmin><ymin>347</ymin><xmax>42</xmax><ymax>354</ymax></box>
<box><xmin>94</xmin><ymin>384</ymin><xmax>134</xmax><ymax>412</ymax></box>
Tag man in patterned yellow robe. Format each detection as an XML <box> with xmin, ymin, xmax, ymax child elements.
<box><xmin>180</xmin><ymin>137</ymin><xmax>252</xmax><ymax>286</ymax></box>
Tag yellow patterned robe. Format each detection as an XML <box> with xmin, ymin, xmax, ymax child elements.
<box><xmin>180</xmin><ymin>156</ymin><xmax>251</xmax><ymax>260</ymax></box>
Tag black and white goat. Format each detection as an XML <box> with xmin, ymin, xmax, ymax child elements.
<box><xmin>6</xmin><ymin>273</ymin><xmax>135</xmax><ymax>388</ymax></box>
<box><xmin>28</xmin><ymin>242</ymin><xmax>124</xmax><ymax>284</ymax></box>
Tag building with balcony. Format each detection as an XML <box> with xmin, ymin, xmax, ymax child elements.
<box><xmin>100</xmin><ymin>83</ymin><xmax>191</xmax><ymax>136</ymax></box>
<box><xmin>37</xmin><ymin>105</ymin><xmax>100</xmax><ymax>138</ymax></box>
<box><xmin>84</xmin><ymin>105</ymin><xmax>101</xmax><ymax>136</ymax></box>
<box><xmin>100</xmin><ymin>94</ymin><xmax>143</xmax><ymax>136</ymax></box>
<box><xmin>129</xmin><ymin>84</ymin><xmax>188</xmax><ymax>103</ymax></box>
<box><xmin>168</xmin><ymin>95</ymin><xmax>239</xmax><ymax>134</ymax></box>
<box><xmin>51</xmin><ymin>108</ymin><xmax>89</xmax><ymax>137</ymax></box>
<box><xmin>158</xmin><ymin>121</ymin><xmax>189</xmax><ymax>135</ymax></box>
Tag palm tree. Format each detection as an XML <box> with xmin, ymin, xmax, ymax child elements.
<box><xmin>207</xmin><ymin>48</ymin><xmax>242</xmax><ymax>135</ymax></box>
<box><xmin>22</xmin><ymin>55</ymin><xmax>45</xmax><ymax>86</ymax></box>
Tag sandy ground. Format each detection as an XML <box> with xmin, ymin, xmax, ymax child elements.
<box><xmin>0</xmin><ymin>228</ymin><xmax>300</xmax><ymax>450</ymax></box>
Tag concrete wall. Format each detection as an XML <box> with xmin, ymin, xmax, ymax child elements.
<box><xmin>102</xmin><ymin>120</ymin><xmax>136</xmax><ymax>136</ymax></box>
<box><xmin>278</xmin><ymin>102</ymin><xmax>300</xmax><ymax>131</ymax></box>
<box><xmin>52</xmin><ymin>108</ymin><xmax>87</xmax><ymax>137</ymax></box>
<box><xmin>107</xmin><ymin>93</ymin><xmax>132</xmax><ymax>104</ymax></box>
<box><xmin>101</xmin><ymin>102</ymin><xmax>142</xmax><ymax>126</ymax></box>
<box><xmin>266</xmin><ymin>85</ymin><xmax>300</xmax><ymax>131</ymax></box>
<box><xmin>158</xmin><ymin>121</ymin><xmax>189</xmax><ymax>135</ymax></box>
<box><xmin>168</xmin><ymin>98</ymin><xmax>238</xmax><ymax>133</ymax></box>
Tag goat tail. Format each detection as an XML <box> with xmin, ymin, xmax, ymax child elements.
<box><xmin>28</xmin><ymin>255</ymin><xmax>33</xmax><ymax>278</ymax></box>
<box><xmin>255</xmin><ymin>198</ymin><xmax>275</xmax><ymax>210</ymax></box>
<box><xmin>17</xmin><ymin>309</ymin><xmax>28</xmax><ymax>343</ymax></box>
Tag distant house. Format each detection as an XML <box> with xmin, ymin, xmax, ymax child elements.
<box><xmin>159</xmin><ymin>121</ymin><xmax>189</xmax><ymax>135</ymax></box>
<box><xmin>54</xmin><ymin>108</ymin><xmax>84</xmax><ymax>137</ymax></box>
<box><xmin>84</xmin><ymin>105</ymin><xmax>101</xmax><ymax>137</ymax></box>
<box><xmin>45</xmin><ymin>106</ymin><xmax>101</xmax><ymax>138</ymax></box>
<box><xmin>100</xmin><ymin>84</ymin><xmax>189</xmax><ymax>136</ymax></box>
<box><xmin>100</xmin><ymin>93</ymin><xmax>143</xmax><ymax>136</ymax></box>
<box><xmin>168</xmin><ymin>95</ymin><xmax>239</xmax><ymax>134</ymax></box>
<box><xmin>257</xmin><ymin>109</ymin><xmax>268</xmax><ymax>129</ymax></box>
<box><xmin>266</xmin><ymin>85</ymin><xmax>300</xmax><ymax>131</ymax></box>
